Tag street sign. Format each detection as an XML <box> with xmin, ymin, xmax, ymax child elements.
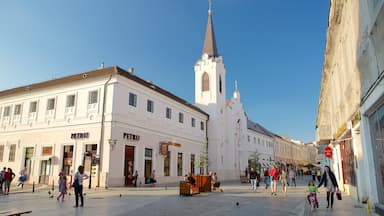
<box><xmin>324</xmin><ymin>146</ymin><xmax>333</xmax><ymax>158</ymax></box>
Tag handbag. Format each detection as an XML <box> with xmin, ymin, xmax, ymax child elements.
<box><xmin>336</xmin><ymin>189</ymin><xmax>342</xmax><ymax>200</ymax></box>
<box><xmin>72</xmin><ymin>178</ymin><xmax>79</xmax><ymax>188</ymax></box>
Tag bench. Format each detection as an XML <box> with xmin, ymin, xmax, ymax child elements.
<box><xmin>179</xmin><ymin>181</ymin><xmax>199</xmax><ymax>196</ymax></box>
<box><xmin>0</xmin><ymin>209</ymin><xmax>32</xmax><ymax>216</ymax></box>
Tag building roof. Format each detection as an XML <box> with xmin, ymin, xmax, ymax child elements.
<box><xmin>202</xmin><ymin>6</ymin><xmax>219</xmax><ymax>57</ymax></box>
<box><xmin>0</xmin><ymin>66</ymin><xmax>209</xmax><ymax>117</ymax></box>
<box><xmin>247</xmin><ymin>119</ymin><xmax>274</xmax><ymax>137</ymax></box>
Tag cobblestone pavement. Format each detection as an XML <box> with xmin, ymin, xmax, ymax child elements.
<box><xmin>0</xmin><ymin>177</ymin><xmax>372</xmax><ymax>216</ymax></box>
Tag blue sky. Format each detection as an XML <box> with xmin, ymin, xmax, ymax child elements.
<box><xmin>0</xmin><ymin>0</ymin><xmax>330</xmax><ymax>142</ymax></box>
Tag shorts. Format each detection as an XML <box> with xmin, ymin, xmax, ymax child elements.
<box><xmin>270</xmin><ymin>180</ymin><xmax>277</xmax><ymax>187</ymax></box>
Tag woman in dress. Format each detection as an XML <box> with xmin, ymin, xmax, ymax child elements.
<box><xmin>318</xmin><ymin>165</ymin><xmax>339</xmax><ymax>208</ymax></box>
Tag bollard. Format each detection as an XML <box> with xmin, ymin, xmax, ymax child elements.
<box><xmin>32</xmin><ymin>181</ymin><xmax>35</xmax><ymax>193</ymax></box>
<box><xmin>52</xmin><ymin>180</ymin><xmax>54</xmax><ymax>191</ymax></box>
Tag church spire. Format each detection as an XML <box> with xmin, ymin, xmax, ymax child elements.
<box><xmin>202</xmin><ymin>0</ymin><xmax>219</xmax><ymax>57</ymax></box>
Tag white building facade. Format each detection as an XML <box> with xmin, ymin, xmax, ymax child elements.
<box><xmin>0</xmin><ymin>67</ymin><xmax>209</xmax><ymax>187</ymax></box>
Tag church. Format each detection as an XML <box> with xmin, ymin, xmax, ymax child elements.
<box><xmin>0</xmin><ymin>3</ymin><xmax>314</xmax><ymax>187</ymax></box>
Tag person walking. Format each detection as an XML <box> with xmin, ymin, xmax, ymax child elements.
<box><xmin>311</xmin><ymin>168</ymin><xmax>316</xmax><ymax>181</ymax></box>
<box><xmin>133</xmin><ymin>170</ymin><xmax>138</xmax><ymax>187</ymax></box>
<box><xmin>0</xmin><ymin>167</ymin><xmax>5</xmax><ymax>194</ymax></box>
<box><xmin>249</xmin><ymin>168</ymin><xmax>257</xmax><ymax>192</ymax></box>
<box><xmin>280</xmin><ymin>168</ymin><xmax>288</xmax><ymax>195</ymax></box>
<box><xmin>317</xmin><ymin>168</ymin><xmax>322</xmax><ymax>183</ymax></box>
<box><xmin>73</xmin><ymin>165</ymin><xmax>88</xmax><ymax>207</ymax></box>
<box><xmin>17</xmin><ymin>167</ymin><xmax>27</xmax><ymax>188</ymax></box>
<box><xmin>269</xmin><ymin>165</ymin><xmax>279</xmax><ymax>196</ymax></box>
<box><xmin>288</xmin><ymin>167</ymin><xmax>296</xmax><ymax>187</ymax></box>
<box><xmin>150</xmin><ymin>170</ymin><xmax>156</xmax><ymax>186</ymax></box>
<box><xmin>4</xmin><ymin>168</ymin><xmax>15</xmax><ymax>195</ymax></box>
<box><xmin>57</xmin><ymin>175</ymin><xmax>67</xmax><ymax>202</ymax></box>
<box><xmin>263</xmin><ymin>167</ymin><xmax>269</xmax><ymax>190</ymax></box>
<box><xmin>318</xmin><ymin>165</ymin><xmax>339</xmax><ymax>208</ymax></box>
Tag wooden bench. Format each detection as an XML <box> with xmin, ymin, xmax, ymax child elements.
<box><xmin>179</xmin><ymin>181</ymin><xmax>199</xmax><ymax>196</ymax></box>
<box><xmin>0</xmin><ymin>209</ymin><xmax>32</xmax><ymax>216</ymax></box>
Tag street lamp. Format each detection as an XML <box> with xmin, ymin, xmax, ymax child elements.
<box><xmin>108</xmin><ymin>139</ymin><xmax>117</xmax><ymax>151</ymax></box>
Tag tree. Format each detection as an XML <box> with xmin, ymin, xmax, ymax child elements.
<box><xmin>196</xmin><ymin>144</ymin><xmax>209</xmax><ymax>175</ymax></box>
<box><xmin>248</xmin><ymin>150</ymin><xmax>261</xmax><ymax>173</ymax></box>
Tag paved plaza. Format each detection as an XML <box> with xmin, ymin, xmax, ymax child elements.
<box><xmin>0</xmin><ymin>177</ymin><xmax>372</xmax><ymax>216</ymax></box>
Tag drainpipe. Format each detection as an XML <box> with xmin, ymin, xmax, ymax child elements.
<box><xmin>205</xmin><ymin>118</ymin><xmax>209</xmax><ymax>175</ymax></box>
<box><xmin>97</xmin><ymin>74</ymin><xmax>113</xmax><ymax>187</ymax></box>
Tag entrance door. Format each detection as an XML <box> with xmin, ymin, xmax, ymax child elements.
<box><xmin>144</xmin><ymin>148</ymin><xmax>153</xmax><ymax>182</ymax></box>
<box><xmin>124</xmin><ymin>146</ymin><xmax>135</xmax><ymax>186</ymax></box>
<box><xmin>39</xmin><ymin>159</ymin><xmax>51</xmax><ymax>184</ymax></box>
<box><xmin>24</xmin><ymin>147</ymin><xmax>34</xmax><ymax>180</ymax></box>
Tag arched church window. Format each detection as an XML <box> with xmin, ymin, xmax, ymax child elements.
<box><xmin>202</xmin><ymin>72</ymin><xmax>209</xmax><ymax>92</ymax></box>
<box><xmin>219</xmin><ymin>75</ymin><xmax>222</xmax><ymax>93</ymax></box>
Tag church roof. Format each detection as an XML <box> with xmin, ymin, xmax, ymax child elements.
<box><xmin>247</xmin><ymin>119</ymin><xmax>275</xmax><ymax>137</ymax></box>
<box><xmin>202</xmin><ymin>6</ymin><xmax>219</xmax><ymax>57</ymax></box>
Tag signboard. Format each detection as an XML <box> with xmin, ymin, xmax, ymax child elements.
<box><xmin>324</xmin><ymin>146</ymin><xmax>333</xmax><ymax>158</ymax></box>
<box><xmin>42</xmin><ymin>147</ymin><xmax>53</xmax><ymax>156</ymax></box>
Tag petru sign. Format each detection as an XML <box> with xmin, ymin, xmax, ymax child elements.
<box><xmin>324</xmin><ymin>146</ymin><xmax>333</xmax><ymax>158</ymax></box>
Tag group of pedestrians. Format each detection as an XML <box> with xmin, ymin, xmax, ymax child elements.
<box><xmin>246</xmin><ymin>164</ymin><xmax>340</xmax><ymax>209</ymax></box>
<box><xmin>0</xmin><ymin>167</ymin><xmax>15</xmax><ymax>195</ymax></box>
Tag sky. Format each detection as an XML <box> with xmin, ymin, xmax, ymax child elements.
<box><xmin>0</xmin><ymin>0</ymin><xmax>330</xmax><ymax>142</ymax></box>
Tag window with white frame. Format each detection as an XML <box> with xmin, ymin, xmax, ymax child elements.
<box><xmin>0</xmin><ymin>145</ymin><xmax>4</xmax><ymax>162</ymax></box>
<box><xmin>147</xmin><ymin>100</ymin><xmax>154</xmax><ymax>113</ymax></box>
<box><xmin>129</xmin><ymin>93</ymin><xmax>137</xmax><ymax>107</ymax></box>
<box><xmin>29</xmin><ymin>101</ymin><xmax>37</xmax><ymax>113</ymax></box>
<box><xmin>14</xmin><ymin>104</ymin><xmax>22</xmax><ymax>115</ymax></box>
<box><xmin>166</xmin><ymin>107</ymin><xmax>172</xmax><ymax>119</ymax></box>
<box><xmin>8</xmin><ymin>144</ymin><xmax>16</xmax><ymax>162</ymax></box>
<box><xmin>66</xmin><ymin>94</ymin><xmax>75</xmax><ymax>107</ymax></box>
<box><xmin>3</xmin><ymin>106</ymin><xmax>10</xmax><ymax>117</ymax></box>
<box><xmin>179</xmin><ymin>112</ymin><xmax>184</xmax><ymax>123</ymax></box>
<box><xmin>88</xmin><ymin>90</ymin><xmax>98</xmax><ymax>104</ymax></box>
<box><xmin>47</xmin><ymin>98</ymin><xmax>55</xmax><ymax>110</ymax></box>
<box><xmin>191</xmin><ymin>117</ymin><xmax>196</xmax><ymax>127</ymax></box>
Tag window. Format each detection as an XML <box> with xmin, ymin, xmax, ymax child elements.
<box><xmin>129</xmin><ymin>93</ymin><xmax>137</xmax><ymax>107</ymax></box>
<box><xmin>3</xmin><ymin>106</ymin><xmax>10</xmax><ymax>117</ymax></box>
<box><xmin>164</xmin><ymin>151</ymin><xmax>170</xmax><ymax>177</ymax></box>
<box><xmin>177</xmin><ymin>152</ymin><xmax>183</xmax><ymax>176</ymax></box>
<box><xmin>191</xmin><ymin>118</ymin><xmax>196</xmax><ymax>127</ymax></box>
<box><xmin>190</xmin><ymin>154</ymin><xmax>195</xmax><ymax>175</ymax></box>
<box><xmin>247</xmin><ymin>135</ymin><xmax>250</xmax><ymax>142</ymax></box>
<box><xmin>29</xmin><ymin>101</ymin><xmax>37</xmax><ymax>113</ymax></box>
<box><xmin>200</xmin><ymin>121</ymin><xmax>204</xmax><ymax>130</ymax></box>
<box><xmin>179</xmin><ymin>112</ymin><xmax>184</xmax><ymax>123</ymax></box>
<box><xmin>14</xmin><ymin>104</ymin><xmax>22</xmax><ymax>115</ymax></box>
<box><xmin>166</xmin><ymin>107</ymin><xmax>172</xmax><ymax>119</ymax></box>
<box><xmin>88</xmin><ymin>90</ymin><xmax>98</xmax><ymax>104</ymax></box>
<box><xmin>254</xmin><ymin>137</ymin><xmax>256</xmax><ymax>143</ymax></box>
<box><xmin>147</xmin><ymin>100</ymin><xmax>154</xmax><ymax>113</ymax></box>
<box><xmin>47</xmin><ymin>98</ymin><xmax>55</xmax><ymax>110</ymax></box>
<box><xmin>8</xmin><ymin>144</ymin><xmax>16</xmax><ymax>162</ymax></box>
<box><xmin>202</xmin><ymin>72</ymin><xmax>209</xmax><ymax>91</ymax></box>
<box><xmin>0</xmin><ymin>145</ymin><xmax>4</xmax><ymax>162</ymax></box>
<box><xmin>66</xmin><ymin>95</ymin><xmax>75</xmax><ymax>107</ymax></box>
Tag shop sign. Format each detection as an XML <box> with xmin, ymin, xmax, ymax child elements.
<box><xmin>42</xmin><ymin>147</ymin><xmax>53</xmax><ymax>156</ymax></box>
<box><xmin>71</xmin><ymin>132</ymin><xmax>89</xmax><ymax>139</ymax></box>
<box><xmin>123</xmin><ymin>132</ymin><xmax>140</xmax><ymax>141</ymax></box>
<box><xmin>324</xmin><ymin>146</ymin><xmax>333</xmax><ymax>158</ymax></box>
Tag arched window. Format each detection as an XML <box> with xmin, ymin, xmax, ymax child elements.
<box><xmin>219</xmin><ymin>75</ymin><xmax>222</xmax><ymax>93</ymax></box>
<box><xmin>202</xmin><ymin>72</ymin><xmax>209</xmax><ymax>92</ymax></box>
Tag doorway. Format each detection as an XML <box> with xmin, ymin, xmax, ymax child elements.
<box><xmin>24</xmin><ymin>147</ymin><xmax>34</xmax><ymax>180</ymax></box>
<box><xmin>39</xmin><ymin>159</ymin><xmax>51</xmax><ymax>184</ymax></box>
<box><xmin>124</xmin><ymin>146</ymin><xmax>135</xmax><ymax>186</ymax></box>
<box><xmin>144</xmin><ymin>148</ymin><xmax>153</xmax><ymax>181</ymax></box>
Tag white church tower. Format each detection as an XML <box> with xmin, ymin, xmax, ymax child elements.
<box><xmin>194</xmin><ymin>1</ymin><xmax>237</xmax><ymax>180</ymax></box>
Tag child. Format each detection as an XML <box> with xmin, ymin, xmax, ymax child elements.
<box><xmin>307</xmin><ymin>180</ymin><xmax>319</xmax><ymax>208</ymax></box>
<box><xmin>57</xmin><ymin>175</ymin><xmax>67</xmax><ymax>201</ymax></box>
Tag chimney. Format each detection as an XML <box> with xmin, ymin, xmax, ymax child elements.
<box><xmin>127</xmin><ymin>67</ymin><xmax>134</xmax><ymax>75</ymax></box>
